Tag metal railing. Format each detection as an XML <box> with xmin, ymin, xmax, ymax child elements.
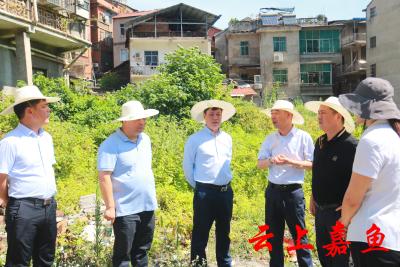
<box><xmin>0</xmin><ymin>0</ymin><xmax>31</xmax><ymax>20</ymax></box>
<box><xmin>130</xmin><ymin>65</ymin><xmax>159</xmax><ymax>76</ymax></box>
<box><xmin>130</xmin><ymin>31</ymin><xmax>206</xmax><ymax>38</ymax></box>
<box><xmin>342</xmin><ymin>33</ymin><xmax>367</xmax><ymax>45</ymax></box>
<box><xmin>297</xmin><ymin>17</ymin><xmax>327</xmax><ymax>25</ymax></box>
<box><xmin>336</xmin><ymin>61</ymin><xmax>367</xmax><ymax>75</ymax></box>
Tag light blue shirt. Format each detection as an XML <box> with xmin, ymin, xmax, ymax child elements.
<box><xmin>0</xmin><ymin>123</ymin><xmax>57</xmax><ymax>199</ymax></box>
<box><xmin>183</xmin><ymin>127</ymin><xmax>233</xmax><ymax>188</ymax></box>
<box><xmin>97</xmin><ymin>129</ymin><xmax>157</xmax><ymax>217</ymax></box>
<box><xmin>258</xmin><ymin>127</ymin><xmax>314</xmax><ymax>185</ymax></box>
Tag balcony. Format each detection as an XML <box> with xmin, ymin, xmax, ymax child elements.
<box><xmin>342</xmin><ymin>33</ymin><xmax>366</xmax><ymax>47</ymax></box>
<box><xmin>300</xmin><ymin>84</ymin><xmax>333</xmax><ymax>96</ymax></box>
<box><xmin>130</xmin><ymin>65</ymin><xmax>159</xmax><ymax>76</ymax></box>
<box><xmin>130</xmin><ymin>31</ymin><xmax>206</xmax><ymax>38</ymax></box>
<box><xmin>0</xmin><ymin>0</ymin><xmax>32</xmax><ymax>20</ymax></box>
<box><xmin>38</xmin><ymin>0</ymin><xmax>74</xmax><ymax>13</ymax></box>
<box><xmin>336</xmin><ymin>60</ymin><xmax>367</xmax><ymax>76</ymax></box>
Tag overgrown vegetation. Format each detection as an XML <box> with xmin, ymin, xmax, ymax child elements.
<box><xmin>0</xmin><ymin>47</ymin><xmax>359</xmax><ymax>266</ymax></box>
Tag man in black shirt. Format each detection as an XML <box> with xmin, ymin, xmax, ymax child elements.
<box><xmin>305</xmin><ymin>97</ymin><xmax>358</xmax><ymax>267</ymax></box>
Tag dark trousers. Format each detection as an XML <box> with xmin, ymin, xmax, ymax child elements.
<box><xmin>265</xmin><ymin>185</ymin><xmax>313</xmax><ymax>267</ymax></box>
<box><xmin>191</xmin><ymin>184</ymin><xmax>233</xmax><ymax>267</ymax></box>
<box><xmin>350</xmin><ymin>242</ymin><xmax>400</xmax><ymax>267</ymax></box>
<box><xmin>315</xmin><ymin>206</ymin><xmax>350</xmax><ymax>267</ymax></box>
<box><xmin>112</xmin><ymin>210</ymin><xmax>155</xmax><ymax>267</ymax></box>
<box><xmin>5</xmin><ymin>197</ymin><xmax>57</xmax><ymax>267</ymax></box>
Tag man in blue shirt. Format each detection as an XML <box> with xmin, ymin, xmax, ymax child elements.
<box><xmin>258</xmin><ymin>100</ymin><xmax>314</xmax><ymax>267</ymax></box>
<box><xmin>183</xmin><ymin>99</ymin><xmax>236</xmax><ymax>267</ymax></box>
<box><xmin>0</xmin><ymin>85</ymin><xmax>60</xmax><ymax>266</ymax></box>
<box><xmin>97</xmin><ymin>100</ymin><xmax>159</xmax><ymax>267</ymax></box>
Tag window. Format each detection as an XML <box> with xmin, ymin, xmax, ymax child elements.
<box><xmin>300</xmin><ymin>64</ymin><xmax>332</xmax><ymax>85</ymax></box>
<box><xmin>370</xmin><ymin>36</ymin><xmax>376</xmax><ymax>48</ymax></box>
<box><xmin>370</xmin><ymin>7</ymin><xmax>376</xmax><ymax>19</ymax></box>
<box><xmin>299</xmin><ymin>30</ymin><xmax>340</xmax><ymax>54</ymax></box>
<box><xmin>240</xmin><ymin>41</ymin><xmax>249</xmax><ymax>56</ymax></box>
<box><xmin>120</xmin><ymin>48</ymin><xmax>128</xmax><ymax>62</ymax></box>
<box><xmin>273</xmin><ymin>37</ymin><xmax>287</xmax><ymax>52</ymax></box>
<box><xmin>273</xmin><ymin>69</ymin><xmax>288</xmax><ymax>84</ymax></box>
<box><xmin>370</xmin><ymin>64</ymin><xmax>376</xmax><ymax>77</ymax></box>
<box><xmin>144</xmin><ymin>51</ymin><xmax>158</xmax><ymax>66</ymax></box>
<box><xmin>120</xmin><ymin>24</ymin><xmax>125</xmax><ymax>36</ymax></box>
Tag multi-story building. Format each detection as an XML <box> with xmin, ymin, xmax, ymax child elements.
<box><xmin>119</xmin><ymin>3</ymin><xmax>220</xmax><ymax>84</ymax></box>
<box><xmin>0</xmin><ymin>0</ymin><xmax>91</xmax><ymax>87</ymax></box>
<box><xmin>90</xmin><ymin>0</ymin><xmax>135</xmax><ymax>77</ymax></box>
<box><xmin>365</xmin><ymin>0</ymin><xmax>400</xmax><ymax>105</ymax></box>
<box><xmin>335</xmin><ymin>18</ymin><xmax>367</xmax><ymax>94</ymax></box>
<box><xmin>216</xmin><ymin>9</ymin><xmax>343</xmax><ymax>102</ymax></box>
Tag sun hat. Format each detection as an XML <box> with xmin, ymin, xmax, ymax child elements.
<box><xmin>305</xmin><ymin>96</ymin><xmax>355</xmax><ymax>133</ymax></box>
<box><xmin>115</xmin><ymin>101</ymin><xmax>159</xmax><ymax>121</ymax></box>
<box><xmin>338</xmin><ymin>77</ymin><xmax>400</xmax><ymax>120</ymax></box>
<box><xmin>1</xmin><ymin>85</ymin><xmax>60</xmax><ymax>115</ymax></box>
<box><xmin>262</xmin><ymin>100</ymin><xmax>304</xmax><ymax>125</ymax></box>
<box><xmin>191</xmin><ymin>99</ymin><xmax>236</xmax><ymax>123</ymax></box>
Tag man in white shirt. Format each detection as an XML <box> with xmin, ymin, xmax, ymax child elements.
<box><xmin>0</xmin><ymin>85</ymin><xmax>60</xmax><ymax>266</ymax></box>
<box><xmin>258</xmin><ymin>100</ymin><xmax>314</xmax><ymax>267</ymax></box>
<box><xmin>183</xmin><ymin>99</ymin><xmax>236</xmax><ymax>267</ymax></box>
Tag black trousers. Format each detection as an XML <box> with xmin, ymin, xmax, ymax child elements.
<box><xmin>5</xmin><ymin>197</ymin><xmax>57</xmax><ymax>267</ymax></box>
<box><xmin>265</xmin><ymin>185</ymin><xmax>313</xmax><ymax>267</ymax></box>
<box><xmin>350</xmin><ymin>241</ymin><xmax>400</xmax><ymax>267</ymax></box>
<box><xmin>112</xmin><ymin>210</ymin><xmax>155</xmax><ymax>267</ymax></box>
<box><xmin>315</xmin><ymin>206</ymin><xmax>350</xmax><ymax>267</ymax></box>
<box><xmin>191</xmin><ymin>184</ymin><xmax>233</xmax><ymax>267</ymax></box>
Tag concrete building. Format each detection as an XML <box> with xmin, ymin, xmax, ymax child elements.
<box><xmin>215</xmin><ymin>9</ymin><xmax>343</xmax><ymax>102</ymax></box>
<box><xmin>0</xmin><ymin>0</ymin><xmax>91</xmax><ymax>87</ymax></box>
<box><xmin>122</xmin><ymin>3</ymin><xmax>220</xmax><ymax>84</ymax></box>
<box><xmin>365</xmin><ymin>0</ymin><xmax>400</xmax><ymax>105</ymax></box>
<box><xmin>90</xmin><ymin>0</ymin><xmax>135</xmax><ymax>77</ymax></box>
<box><xmin>335</xmin><ymin>18</ymin><xmax>367</xmax><ymax>94</ymax></box>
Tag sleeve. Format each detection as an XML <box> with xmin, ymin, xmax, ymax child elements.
<box><xmin>258</xmin><ymin>136</ymin><xmax>271</xmax><ymax>160</ymax></box>
<box><xmin>50</xmin><ymin>136</ymin><xmax>56</xmax><ymax>165</ymax></box>
<box><xmin>183</xmin><ymin>137</ymin><xmax>196</xmax><ymax>188</ymax></box>
<box><xmin>352</xmin><ymin>138</ymin><xmax>383</xmax><ymax>180</ymax></box>
<box><xmin>0</xmin><ymin>139</ymin><xmax>16</xmax><ymax>175</ymax></box>
<box><xmin>97</xmin><ymin>139</ymin><xmax>117</xmax><ymax>172</ymax></box>
<box><xmin>303</xmin><ymin>133</ymin><xmax>315</xmax><ymax>161</ymax></box>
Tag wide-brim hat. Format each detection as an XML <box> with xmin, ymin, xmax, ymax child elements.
<box><xmin>191</xmin><ymin>99</ymin><xmax>236</xmax><ymax>123</ymax></box>
<box><xmin>1</xmin><ymin>85</ymin><xmax>60</xmax><ymax>115</ymax></box>
<box><xmin>262</xmin><ymin>100</ymin><xmax>304</xmax><ymax>125</ymax></box>
<box><xmin>339</xmin><ymin>77</ymin><xmax>400</xmax><ymax>120</ymax></box>
<box><xmin>115</xmin><ymin>100</ymin><xmax>159</xmax><ymax>122</ymax></box>
<box><xmin>305</xmin><ymin>96</ymin><xmax>355</xmax><ymax>133</ymax></box>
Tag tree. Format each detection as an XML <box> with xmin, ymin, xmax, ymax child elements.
<box><xmin>134</xmin><ymin>46</ymin><xmax>226</xmax><ymax>118</ymax></box>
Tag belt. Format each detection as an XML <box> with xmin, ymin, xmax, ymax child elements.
<box><xmin>268</xmin><ymin>182</ymin><xmax>302</xmax><ymax>191</ymax></box>
<box><xmin>9</xmin><ymin>197</ymin><xmax>55</xmax><ymax>206</ymax></box>
<box><xmin>196</xmin><ymin>182</ymin><xmax>231</xmax><ymax>192</ymax></box>
<box><xmin>315</xmin><ymin>202</ymin><xmax>340</xmax><ymax>210</ymax></box>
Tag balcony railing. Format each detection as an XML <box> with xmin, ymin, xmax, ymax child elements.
<box><xmin>342</xmin><ymin>33</ymin><xmax>367</xmax><ymax>46</ymax></box>
<box><xmin>297</xmin><ymin>17</ymin><xmax>327</xmax><ymax>25</ymax></box>
<box><xmin>336</xmin><ymin>60</ymin><xmax>367</xmax><ymax>76</ymax></box>
<box><xmin>130</xmin><ymin>31</ymin><xmax>206</xmax><ymax>38</ymax></box>
<box><xmin>38</xmin><ymin>0</ymin><xmax>74</xmax><ymax>13</ymax></box>
<box><xmin>0</xmin><ymin>0</ymin><xmax>31</xmax><ymax>20</ymax></box>
<box><xmin>38</xmin><ymin>7</ymin><xmax>69</xmax><ymax>32</ymax></box>
<box><xmin>131</xmin><ymin>65</ymin><xmax>159</xmax><ymax>76</ymax></box>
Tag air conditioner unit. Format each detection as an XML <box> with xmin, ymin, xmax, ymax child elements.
<box><xmin>273</xmin><ymin>52</ymin><xmax>284</xmax><ymax>63</ymax></box>
<box><xmin>93</xmin><ymin>63</ymin><xmax>99</xmax><ymax>68</ymax></box>
<box><xmin>254</xmin><ymin>74</ymin><xmax>261</xmax><ymax>84</ymax></box>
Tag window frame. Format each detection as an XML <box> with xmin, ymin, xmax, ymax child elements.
<box><xmin>272</xmin><ymin>68</ymin><xmax>288</xmax><ymax>84</ymax></box>
<box><xmin>144</xmin><ymin>51</ymin><xmax>159</xmax><ymax>66</ymax></box>
<box><xmin>240</xmin><ymin>41</ymin><xmax>249</xmax><ymax>56</ymax></box>
<box><xmin>273</xmin><ymin>37</ymin><xmax>287</xmax><ymax>52</ymax></box>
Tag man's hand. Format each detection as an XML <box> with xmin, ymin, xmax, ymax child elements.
<box><xmin>274</xmin><ymin>154</ymin><xmax>292</xmax><ymax>165</ymax></box>
<box><xmin>104</xmin><ymin>207</ymin><xmax>116</xmax><ymax>223</ymax></box>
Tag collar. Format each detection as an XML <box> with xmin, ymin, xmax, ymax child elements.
<box><xmin>116</xmin><ymin>128</ymin><xmax>142</xmax><ymax>143</ymax></box>
<box><xmin>362</xmin><ymin>120</ymin><xmax>388</xmax><ymax>135</ymax></box>
<box><xmin>277</xmin><ymin>126</ymin><xmax>297</xmax><ymax>137</ymax></box>
<box><xmin>204</xmin><ymin>126</ymin><xmax>221</xmax><ymax>136</ymax></box>
<box><xmin>318</xmin><ymin>128</ymin><xmax>347</xmax><ymax>149</ymax></box>
<box><xmin>17</xmin><ymin>123</ymin><xmax>44</xmax><ymax>137</ymax></box>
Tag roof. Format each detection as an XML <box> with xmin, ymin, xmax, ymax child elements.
<box><xmin>124</xmin><ymin>3</ymin><xmax>220</xmax><ymax>27</ymax></box>
<box><xmin>113</xmin><ymin>10</ymin><xmax>157</xmax><ymax>19</ymax></box>
<box><xmin>231</xmin><ymin>87</ymin><xmax>258</xmax><ymax>97</ymax></box>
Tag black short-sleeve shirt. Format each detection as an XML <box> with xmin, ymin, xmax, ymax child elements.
<box><xmin>312</xmin><ymin>129</ymin><xmax>358</xmax><ymax>205</ymax></box>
